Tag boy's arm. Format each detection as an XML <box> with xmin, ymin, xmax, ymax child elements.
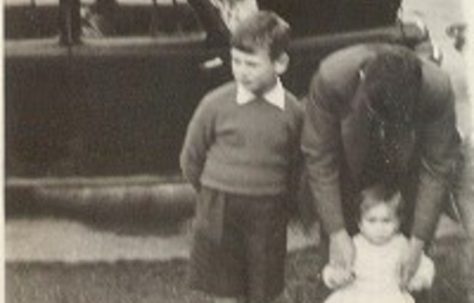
<box><xmin>286</xmin><ymin>103</ymin><xmax>307</xmax><ymax>222</ymax></box>
<box><xmin>180</xmin><ymin>97</ymin><xmax>215</xmax><ymax>191</ymax></box>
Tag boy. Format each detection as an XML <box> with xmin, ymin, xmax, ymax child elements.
<box><xmin>180</xmin><ymin>11</ymin><xmax>303</xmax><ymax>303</ymax></box>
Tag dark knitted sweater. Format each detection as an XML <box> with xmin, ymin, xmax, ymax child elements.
<box><xmin>180</xmin><ymin>81</ymin><xmax>303</xmax><ymax>195</ymax></box>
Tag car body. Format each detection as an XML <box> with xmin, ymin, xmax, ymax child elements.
<box><xmin>5</xmin><ymin>0</ymin><xmax>437</xmax><ymax>214</ymax></box>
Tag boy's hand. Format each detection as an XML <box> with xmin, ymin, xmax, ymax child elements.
<box><xmin>322</xmin><ymin>265</ymin><xmax>355</xmax><ymax>289</ymax></box>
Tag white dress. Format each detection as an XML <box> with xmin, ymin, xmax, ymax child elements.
<box><xmin>324</xmin><ymin>234</ymin><xmax>434</xmax><ymax>303</ymax></box>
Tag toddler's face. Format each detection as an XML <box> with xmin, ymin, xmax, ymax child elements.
<box><xmin>231</xmin><ymin>48</ymin><xmax>280</xmax><ymax>95</ymax></box>
<box><xmin>359</xmin><ymin>202</ymin><xmax>399</xmax><ymax>245</ymax></box>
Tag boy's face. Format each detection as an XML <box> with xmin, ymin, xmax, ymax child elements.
<box><xmin>359</xmin><ymin>202</ymin><xmax>399</xmax><ymax>245</ymax></box>
<box><xmin>231</xmin><ymin>48</ymin><xmax>286</xmax><ymax>95</ymax></box>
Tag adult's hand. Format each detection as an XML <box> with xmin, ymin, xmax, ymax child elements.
<box><xmin>328</xmin><ymin>229</ymin><xmax>355</xmax><ymax>287</ymax></box>
<box><xmin>400</xmin><ymin>237</ymin><xmax>425</xmax><ymax>289</ymax></box>
<box><xmin>328</xmin><ymin>229</ymin><xmax>355</xmax><ymax>288</ymax></box>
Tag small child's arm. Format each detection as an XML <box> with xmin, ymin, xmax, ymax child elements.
<box><xmin>180</xmin><ymin>97</ymin><xmax>215</xmax><ymax>191</ymax></box>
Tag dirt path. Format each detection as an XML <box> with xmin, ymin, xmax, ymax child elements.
<box><xmin>5</xmin><ymin>217</ymin><xmax>317</xmax><ymax>262</ymax></box>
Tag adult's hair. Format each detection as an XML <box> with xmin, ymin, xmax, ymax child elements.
<box><xmin>358</xmin><ymin>183</ymin><xmax>405</xmax><ymax>220</ymax></box>
<box><xmin>362</xmin><ymin>46</ymin><xmax>422</xmax><ymax>125</ymax></box>
<box><xmin>230</xmin><ymin>10</ymin><xmax>291</xmax><ymax>60</ymax></box>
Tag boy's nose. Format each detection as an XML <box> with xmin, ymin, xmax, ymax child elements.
<box><xmin>236</xmin><ymin>67</ymin><xmax>248</xmax><ymax>76</ymax></box>
<box><xmin>233</xmin><ymin>66</ymin><xmax>245</xmax><ymax>76</ymax></box>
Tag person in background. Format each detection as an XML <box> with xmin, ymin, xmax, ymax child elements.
<box><xmin>81</xmin><ymin>0</ymin><xmax>118</xmax><ymax>37</ymax></box>
<box><xmin>301</xmin><ymin>43</ymin><xmax>462</xmax><ymax>290</ymax></box>
<box><xmin>187</xmin><ymin>0</ymin><xmax>297</xmax><ymax>46</ymax></box>
<box><xmin>210</xmin><ymin>0</ymin><xmax>258</xmax><ymax>33</ymax></box>
<box><xmin>180</xmin><ymin>11</ymin><xmax>303</xmax><ymax>303</ymax></box>
<box><xmin>322</xmin><ymin>183</ymin><xmax>435</xmax><ymax>303</ymax></box>
<box><xmin>188</xmin><ymin>0</ymin><xmax>258</xmax><ymax>47</ymax></box>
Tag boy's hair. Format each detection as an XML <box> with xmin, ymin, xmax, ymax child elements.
<box><xmin>230</xmin><ymin>10</ymin><xmax>291</xmax><ymax>60</ymax></box>
<box><xmin>358</xmin><ymin>183</ymin><xmax>404</xmax><ymax>220</ymax></box>
<box><xmin>361</xmin><ymin>46</ymin><xmax>422</xmax><ymax>125</ymax></box>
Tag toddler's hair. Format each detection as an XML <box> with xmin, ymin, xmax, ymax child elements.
<box><xmin>358</xmin><ymin>183</ymin><xmax>404</xmax><ymax>220</ymax></box>
<box><xmin>230</xmin><ymin>10</ymin><xmax>291</xmax><ymax>60</ymax></box>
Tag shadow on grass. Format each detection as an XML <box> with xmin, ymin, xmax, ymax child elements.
<box><xmin>6</xmin><ymin>235</ymin><xmax>469</xmax><ymax>303</ymax></box>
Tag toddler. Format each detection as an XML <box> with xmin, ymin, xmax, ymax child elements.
<box><xmin>322</xmin><ymin>183</ymin><xmax>435</xmax><ymax>303</ymax></box>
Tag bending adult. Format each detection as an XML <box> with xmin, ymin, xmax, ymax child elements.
<box><xmin>301</xmin><ymin>43</ymin><xmax>462</xmax><ymax>288</ymax></box>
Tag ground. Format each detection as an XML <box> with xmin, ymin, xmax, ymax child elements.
<box><xmin>5</xmin><ymin>234</ymin><xmax>469</xmax><ymax>303</ymax></box>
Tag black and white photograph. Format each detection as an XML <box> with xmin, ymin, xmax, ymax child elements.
<box><xmin>4</xmin><ymin>0</ymin><xmax>474</xmax><ymax>302</ymax></box>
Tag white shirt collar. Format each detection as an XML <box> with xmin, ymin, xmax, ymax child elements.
<box><xmin>236</xmin><ymin>79</ymin><xmax>285</xmax><ymax>110</ymax></box>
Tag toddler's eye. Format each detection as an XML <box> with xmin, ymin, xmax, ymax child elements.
<box><xmin>245</xmin><ymin>61</ymin><xmax>258</xmax><ymax>68</ymax></box>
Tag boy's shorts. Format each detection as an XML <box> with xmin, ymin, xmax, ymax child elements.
<box><xmin>188</xmin><ymin>186</ymin><xmax>288</xmax><ymax>303</ymax></box>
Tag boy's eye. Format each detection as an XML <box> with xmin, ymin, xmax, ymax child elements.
<box><xmin>244</xmin><ymin>61</ymin><xmax>258</xmax><ymax>68</ymax></box>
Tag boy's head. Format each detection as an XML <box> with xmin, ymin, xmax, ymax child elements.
<box><xmin>230</xmin><ymin>11</ymin><xmax>291</xmax><ymax>94</ymax></box>
<box><xmin>358</xmin><ymin>183</ymin><xmax>404</xmax><ymax>245</ymax></box>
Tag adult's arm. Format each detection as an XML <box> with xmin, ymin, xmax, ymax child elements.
<box><xmin>400</xmin><ymin>64</ymin><xmax>461</xmax><ymax>288</ymax></box>
<box><xmin>412</xmin><ymin>76</ymin><xmax>461</xmax><ymax>241</ymax></box>
<box><xmin>301</xmin><ymin>73</ymin><xmax>345</xmax><ymax>235</ymax></box>
<box><xmin>179</xmin><ymin>96</ymin><xmax>216</xmax><ymax>191</ymax></box>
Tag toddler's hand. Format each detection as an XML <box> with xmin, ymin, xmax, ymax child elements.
<box><xmin>322</xmin><ymin>265</ymin><xmax>355</xmax><ymax>289</ymax></box>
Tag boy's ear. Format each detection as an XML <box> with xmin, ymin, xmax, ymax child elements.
<box><xmin>274</xmin><ymin>52</ymin><xmax>289</xmax><ymax>75</ymax></box>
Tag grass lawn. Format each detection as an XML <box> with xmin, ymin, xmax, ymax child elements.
<box><xmin>6</xmin><ymin>235</ymin><xmax>469</xmax><ymax>303</ymax></box>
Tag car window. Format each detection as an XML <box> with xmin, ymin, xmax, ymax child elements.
<box><xmin>81</xmin><ymin>0</ymin><xmax>203</xmax><ymax>38</ymax></box>
<box><xmin>5</xmin><ymin>0</ymin><xmax>60</xmax><ymax>39</ymax></box>
<box><xmin>5</xmin><ymin>0</ymin><xmax>57</xmax><ymax>5</ymax></box>
<box><xmin>5</xmin><ymin>0</ymin><xmax>204</xmax><ymax>40</ymax></box>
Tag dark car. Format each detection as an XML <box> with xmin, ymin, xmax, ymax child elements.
<box><xmin>5</xmin><ymin>0</ymin><xmax>439</xmax><ymax>217</ymax></box>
